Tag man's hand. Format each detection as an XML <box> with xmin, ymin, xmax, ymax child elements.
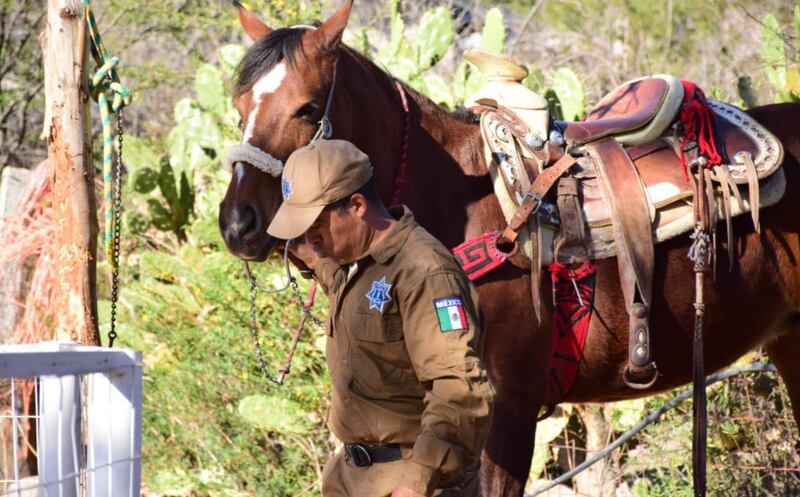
<box><xmin>286</xmin><ymin>236</ymin><xmax>319</xmax><ymax>270</ymax></box>
<box><xmin>390</xmin><ymin>485</ymin><xmax>425</xmax><ymax>497</ymax></box>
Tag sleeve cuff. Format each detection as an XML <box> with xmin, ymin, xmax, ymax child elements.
<box><xmin>398</xmin><ymin>460</ymin><xmax>439</xmax><ymax>497</ymax></box>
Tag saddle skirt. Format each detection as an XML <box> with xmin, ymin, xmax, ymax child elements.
<box><xmin>480</xmin><ymin>92</ymin><xmax>785</xmax><ymax>264</ymax></box>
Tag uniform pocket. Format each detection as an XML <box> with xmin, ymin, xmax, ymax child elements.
<box><xmin>349</xmin><ymin>311</ymin><xmax>404</xmax><ymax>342</ymax></box>
<box><xmin>349</xmin><ymin>312</ymin><xmax>416</xmax><ymax>387</ymax></box>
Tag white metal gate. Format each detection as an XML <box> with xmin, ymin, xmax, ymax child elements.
<box><xmin>0</xmin><ymin>342</ymin><xmax>142</xmax><ymax>496</ymax></box>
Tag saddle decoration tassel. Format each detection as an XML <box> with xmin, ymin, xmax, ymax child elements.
<box><xmin>679</xmin><ymin>81</ymin><xmax>723</xmax><ymax>182</ymax></box>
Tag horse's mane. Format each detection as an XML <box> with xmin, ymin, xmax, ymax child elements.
<box><xmin>343</xmin><ymin>46</ymin><xmax>480</xmax><ymax>125</ymax></box>
<box><xmin>235</xmin><ymin>27</ymin><xmax>308</xmax><ymax>97</ymax></box>
<box><xmin>234</xmin><ymin>25</ymin><xmax>479</xmax><ymax>124</ymax></box>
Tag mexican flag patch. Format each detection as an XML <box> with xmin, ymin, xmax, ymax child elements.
<box><xmin>433</xmin><ymin>297</ymin><xmax>468</xmax><ymax>332</ymax></box>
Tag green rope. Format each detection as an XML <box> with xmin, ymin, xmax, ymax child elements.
<box><xmin>84</xmin><ymin>0</ymin><xmax>131</xmax><ymax>265</ymax></box>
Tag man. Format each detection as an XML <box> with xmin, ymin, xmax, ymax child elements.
<box><xmin>267</xmin><ymin>139</ymin><xmax>494</xmax><ymax>497</ymax></box>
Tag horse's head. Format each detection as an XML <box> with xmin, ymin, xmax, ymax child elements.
<box><xmin>219</xmin><ymin>1</ymin><xmax>354</xmax><ymax>261</ymax></box>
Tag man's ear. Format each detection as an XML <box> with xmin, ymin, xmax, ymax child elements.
<box><xmin>349</xmin><ymin>193</ymin><xmax>368</xmax><ymax>218</ymax></box>
<box><xmin>309</xmin><ymin>0</ymin><xmax>353</xmax><ymax>53</ymax></box>
<box><xmin>234</xmin><ymin>1</ymin><xmax>273</xmax><ymax>42</ymax></box>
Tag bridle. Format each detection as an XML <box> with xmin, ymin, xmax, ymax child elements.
<box><xmin>225</xmin><ymin>31</ymin><xmax>411</xmax><ymax>384</ymax></box>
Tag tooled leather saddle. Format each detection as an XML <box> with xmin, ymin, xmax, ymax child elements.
<box><xmin>463</xmin><ymin>49</ymin><xmax>785</xmax><ymax>389</ymax></box>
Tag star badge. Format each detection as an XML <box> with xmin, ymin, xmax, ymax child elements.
<box><xmin>365</xmin><ymin>276</ymin><xmax>392</xmax><ymax>313</ymax></box>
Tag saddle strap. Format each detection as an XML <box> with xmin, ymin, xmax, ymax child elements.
<box><xmin>503</xmin><ymin>154</ymin><xmax>577</xmax><ymax>242</ymax></box>
<box><xmin>555</xmin><ymin>176</ymin><xmax>589</xmax><ymax>264</ymax></box>
<box><xmin>585</xmin><ymin>138</ymin><xmax>656</xmax><ymax>380</ymax></box>
<box><xmin>585</xmin><ymin>138</ymin><xmax>654</xmax><ymax>310</ymax></box>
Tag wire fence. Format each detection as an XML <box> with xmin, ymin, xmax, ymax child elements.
<box><xmin>0</xmin><ymin>342</ymin><xmax>142</xmax><ymax>497</ymax></box>
<box><xmin>526</xmin><ymin>358</ymin><xmax>800</xmax><ymax>497</ymax></box>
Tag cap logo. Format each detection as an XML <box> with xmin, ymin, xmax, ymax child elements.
<box><xmin>281</xmin><ymin>177</ymin><xmax>293</xmax><ymax>200</ymax></box>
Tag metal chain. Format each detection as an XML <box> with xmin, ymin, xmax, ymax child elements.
<box><xmin>249</xmin><ymin>278</ymin><xmax>277</xmax><ymax>382</ymax></box>
<box><xmin>246</xmin><ymin>251</ymin><xmax>324</xmax><ymax>383</ymax></box>
<box><xmin>108</xmin><ymin>109</ymin><xmax>124</xmax><ymax>347</ymax></box>
<box><xmin>290</xmin><ymin>276</ymin><xmax>324</xmax><ymax>328</ymax></box>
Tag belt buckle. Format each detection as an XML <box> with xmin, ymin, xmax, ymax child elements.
<box><xmin>345</xmin><ymin>443</ymin><xmax>373</xmax><ymax>467</ymax></box>
<box><xmin>521</xmin><ymin>191</ymin><xmax>543</xmax><ymax>214</ymax></box>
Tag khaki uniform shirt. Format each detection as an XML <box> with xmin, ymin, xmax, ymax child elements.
<box><xmin>315</xmin><ymin>206</ymin><xmax>494</xmax><ymax>496</ymax></box>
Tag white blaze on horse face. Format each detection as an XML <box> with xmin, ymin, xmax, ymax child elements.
<box><xmin>242</xmin><ymin>63</ymin><xmax>288</xmax><ymax>144</ymax></box>
<box><xmin>235</xmin><ymin>162</ymin><xmax>247</xmax><ymax>187</ymax></box>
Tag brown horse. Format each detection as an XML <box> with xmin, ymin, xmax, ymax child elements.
<box><xmin>218</xmin><ymin>2</ymin><xmax>800</xmax><ymax>495</ymax></box>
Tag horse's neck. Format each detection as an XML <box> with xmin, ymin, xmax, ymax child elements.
<box><xmin>405</xmin><ymin>97</ymin><xmax>494</xmax><ymax>245</ymax></box>
<box><xmin>340</xmin><ymin>51</ymin><xmax>496</xmax><ymax>248</ymax></box>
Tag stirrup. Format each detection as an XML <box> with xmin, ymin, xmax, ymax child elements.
<box><xmin>623</xmin><ymin>362</ymin><xmax>659</xmax><ymax>389</ymax></box>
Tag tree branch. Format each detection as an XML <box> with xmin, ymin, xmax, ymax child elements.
<box><xmin>509</xmin><ymin>0</ymin><xmax>548</xmax><ymax>56</ymax></box>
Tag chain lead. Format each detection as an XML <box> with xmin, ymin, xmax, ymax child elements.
<box><xmin>249</xmin><ymin>277</ymin><xmax>277</xmax><ymax>382</ymax></box>
<box><xmin>246</xmin><ymin>243</ymin><xmax>324</xmax><ymax>384</ymax></box>
<box><xmin>108</xmin><ymin>109</ymin><xmax>124</xmax><ymax>348</ymax></box>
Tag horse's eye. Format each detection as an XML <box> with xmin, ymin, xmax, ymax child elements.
<box><xmin>295</xmin><ymin>102</ymin><xmax>318</xmax><ymax>119</ymax></box>
<box><xmin>237</xmin><ymin>118</ymin><xmax>243</xmax><ymax>130</ymax></box>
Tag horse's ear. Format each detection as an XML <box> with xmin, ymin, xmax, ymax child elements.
<box><xmin>234</xmin><ymin>1</ymin><xmax>273</xmax><ymax>42</ymax></box>
<box><xmin>310</xmin><ymin>0</ymin><xmax>353</xmax><ymax>53</ymax></box>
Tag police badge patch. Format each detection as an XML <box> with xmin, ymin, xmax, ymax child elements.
<box><xmin>433</xmin><ymin>297</ymin><xmax>468</xmax><ymax>332</ymax></box>
<box><xmin>365</xmin><ymin>276</ymin><xmax>392</xmax><ymax>313</ymax></box>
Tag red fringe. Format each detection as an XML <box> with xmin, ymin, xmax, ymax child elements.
<box><xmin>679</xmin><ymin>80</ymin><xmax>723</xmax><ymax>181</ymax></box>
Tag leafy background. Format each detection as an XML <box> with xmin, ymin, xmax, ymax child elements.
<box><xmin>2</xmin><ymin>0</ymin><xmax>800</xmax><ymax>496</ymax></box>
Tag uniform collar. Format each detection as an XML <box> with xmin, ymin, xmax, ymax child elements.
<box><xmin>359</xmin><ymin>205</ymin><xmax>415</xmax><ymax>265</ymax></box>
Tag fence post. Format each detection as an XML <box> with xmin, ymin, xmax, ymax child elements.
<box><xmin>87</xmin><ymin>364</ymin><xmax>143</xmax><ymax>496</ymax></box>
<box><xmin>41</xmin><ymin>0</ymin><xmax>100</xmax><ymax>344</ymax></box>
<box><xmin>38</xmin><ymin>374</ymin><xmax>81</xmax><ymax>497</ymax></box>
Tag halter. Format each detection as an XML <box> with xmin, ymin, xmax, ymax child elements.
<box><xmin>223</xmin><ymin>25</ymin><xmax>337</xmax><ymax>177</ymax></box>
<box><xmin>222</xmin><ymin>69</ymin><xmax>336</xmax><ymax>176</ymax></box>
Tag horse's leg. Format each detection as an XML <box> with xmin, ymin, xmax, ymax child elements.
<box><xmin>478</xmin><ymin>270</ymin><xmax>552</xmax><ymax>497</ymax></box>
<box><xmin>765</xmin><ymin>325</ymin><xmax>800</xmax><ymax>430</ymax></box>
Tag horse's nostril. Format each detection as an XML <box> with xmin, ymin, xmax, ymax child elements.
<box><xmin>230</xmin><ymin>205</ymin><xmax>260</xmax><ymax>241</ymax></box>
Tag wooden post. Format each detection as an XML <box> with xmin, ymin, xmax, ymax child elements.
<box><xmin>41</xmin><ymin>0</ymin><xmax>99</xmax><ymax>345</ymax></box>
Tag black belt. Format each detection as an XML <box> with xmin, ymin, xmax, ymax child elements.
<box><xmin>343</xmin><ymin>443</ymin><xmax>402</xmax><ymax>467</ymax></box>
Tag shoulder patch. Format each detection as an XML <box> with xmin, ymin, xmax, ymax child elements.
<box><xmin>433</xmin><ymin>297</ymin><xmax>469</xmax><ymax>332</ymax></box>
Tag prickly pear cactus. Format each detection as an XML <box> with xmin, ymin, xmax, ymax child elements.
<box><xmin>129</xmin><ymin>166</ymin><xmax>159</xmax><ymax>194</ymax></box>
<box><xmin>482</xmin><ymin>7</ymin><xmax>505</xmax><ymax>54</ymax></box>
<box><xmin>552</xmin><ymin>67</ymin><xmax>586</xmax><ymax>121</ymax></box>
<box><xmin>761</xmin><ymin>11</ymin><xmax>800</xmax><ymax>103</ymax></box>
<box><xmin>522</xmin><ymin>65</ymin><xmax>546</xmax><ymax>94</ymax></box>
<box><xmin>415</xmin><ymin>6</ymin><xmax>454</xmax><ymax>72</ymax></box>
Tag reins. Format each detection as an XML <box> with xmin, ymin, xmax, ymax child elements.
<box><xmin>390</xmin><ymin>81</ymin><xmax>410</xmax><ymax>206</ymax></box>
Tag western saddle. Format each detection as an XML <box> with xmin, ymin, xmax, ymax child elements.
<box><xmin>465</xmin><ymin>49</ymin><xmax>785</xmax><ymax>388</ymax></box>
